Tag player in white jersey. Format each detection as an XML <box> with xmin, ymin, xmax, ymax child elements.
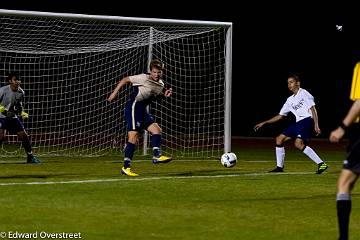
<box><xmin>254</xmin><ymin>74</ymin><xmax>328</xmax><ymax>174</ymax></box>
<box><xmin>107</xmin><ymin>59</ymin><xmax>173</xmax><ymax>176</ymax></box>
<box><xmin>0</xmin><ymin>71</ymin><xmax>41</xmax><ymax>163</ymax></box>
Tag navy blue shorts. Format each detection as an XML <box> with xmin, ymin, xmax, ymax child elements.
<box><xmin>0</xmin><ymin>117</ymin><xmax>25</xmax><ymax>134</ymax></box>
<box><xmin>124</xmin><ymin>100</ymin><xmax>154</xmax><ymax>132</ymax></box>
<box><xmin>282</xmin><ymin>117</ymin><xmax>313</xmax><ymax>144</ymax></box>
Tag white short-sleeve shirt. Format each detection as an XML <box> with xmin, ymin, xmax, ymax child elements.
<box><xmin>129</xmin><ymin>74</ymin><xmax>164</xmax><ymax>101</ymax></box>
<box><xmin>279</xmin><ymin>88</ymin><xmax>315</xmax><ymax>122</ymax></box>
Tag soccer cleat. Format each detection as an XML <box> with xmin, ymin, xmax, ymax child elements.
<box><xmin>121</xmin><ymin>167</ymin><xmax>139</xmax><ymax>176</ymax></box>
<box><xmin>27</xmin><ymin>156</ymin><xmax>42</xmax><ymax>164</ymax></box>
<box><xmin>269</xmin><ymin>166</ymin><xmax>284</xmax><ymax>173</ymax></box>
<box><xmin>316</xmin><ymin>162</ymin><xmax>328</xmax><ymax>174</ymax></box>
<box><xmin>152</xmin><ymin>155</ymin><xmax>172</xmax><ymax>164</ymax></box>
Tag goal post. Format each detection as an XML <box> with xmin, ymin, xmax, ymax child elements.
<box><xmin>0</xmin><ymin>9</ymin><xmax>233</xmax><ymax>158</ymax></box>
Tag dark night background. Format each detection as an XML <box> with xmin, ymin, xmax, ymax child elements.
<box><xmin>1</xmin><ymin>1</ymin><xmax>358</xmax><ymax>139</ymax></box>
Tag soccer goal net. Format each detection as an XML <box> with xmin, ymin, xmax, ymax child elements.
<box><xmin>0</xmin><ymin>9</ymin><xmax>232</xmax><ymax>158</ymax></box>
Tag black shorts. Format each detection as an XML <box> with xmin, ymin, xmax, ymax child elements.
<box><xmin>344</xmin><ymin>136</ymin><xmax>360</xmax><ymax>175</ymax></box>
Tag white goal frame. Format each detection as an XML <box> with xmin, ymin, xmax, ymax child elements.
<box><xmin>0</xmin><ymin>9</ymin><xmax>233</xmax><ymax>157</ymax></box>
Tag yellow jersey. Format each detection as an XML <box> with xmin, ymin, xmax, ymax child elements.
<box><xmin>350</xmin><ymin>61</ymin><xmax>360</xmax><ymax>100</ymax></box>
<box><xmin>351</xmin><ymin>62</ymin><xmax>360</xmax><ymax>122</ymax></box>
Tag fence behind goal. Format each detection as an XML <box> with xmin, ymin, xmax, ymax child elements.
<box><xmin>0</xmin><ymin>9</ymin><xmax>233</xmax><ymax>158</ymax></box>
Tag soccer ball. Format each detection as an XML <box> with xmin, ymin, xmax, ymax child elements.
<box><xmin>220</xmin><ymin>152</ymin><xmax>237</xmax><ymax>168</ymax></box>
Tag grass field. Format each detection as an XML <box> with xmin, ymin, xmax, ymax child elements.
<box><xmin>0</xmin><ymin>138</ymin><xmax>359</xmax><ymax>240</ymax></box>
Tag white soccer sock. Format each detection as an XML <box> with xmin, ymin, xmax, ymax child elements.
<box><xmin>302</xmin><ymin>146</ymin><xmax>323</xmax><ymax>164</ymax></box>
<box><xmin>275</xmin><ymin>146</ymin><xmax>285</xmax><ymax>168</ymax></box>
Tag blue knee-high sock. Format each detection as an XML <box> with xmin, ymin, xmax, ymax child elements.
<box><xmin>151</xmin><ymin>134</ymin><xmax>161</xmax><ymax>157</ymax></box>
<box><xmin>124</xmin><ymin>142</ymin><xmax>135</xmax><ymax>168</ymax></box>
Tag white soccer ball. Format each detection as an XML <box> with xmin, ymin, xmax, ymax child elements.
<box><xmin>220</xmin><ymin>152</ymin><xmax>237</xmax><ymax>168</ymax></box>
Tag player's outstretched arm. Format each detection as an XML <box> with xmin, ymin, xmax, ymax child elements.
<box><xmin>330</xmin><ymin>99</ymin><xmax>360</xmax><ymax>142</ymax></box>
<box><xmin>254</xmin><ymin>114</ymin><xmax>284</xmax><ymax>132</ymax></box>
<box><xmin>107</xmin><ymin>77</ymin><xmax>130</xmax><ymax>102</ymax></box>
<box><xmin>310</xmin><ymin>106</ymin><xmax>321</xmax><ymax>136</ymax></box>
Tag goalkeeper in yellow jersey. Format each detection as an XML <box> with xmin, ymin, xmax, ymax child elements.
<box><xmin>108</xmin><ymin>59</ymin><xmax>172</xmax><ymax>176</ymax></box>
<box><xmin>0</xmin><ymin>71</ymin><xmax>41</xmax><ymax>164</ymax></box>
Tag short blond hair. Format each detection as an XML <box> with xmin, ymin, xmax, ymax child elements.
<box><xmin>150</xmin><ymin>59</ymin><xmax>164</xmax><ymax>71</ymax></box>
